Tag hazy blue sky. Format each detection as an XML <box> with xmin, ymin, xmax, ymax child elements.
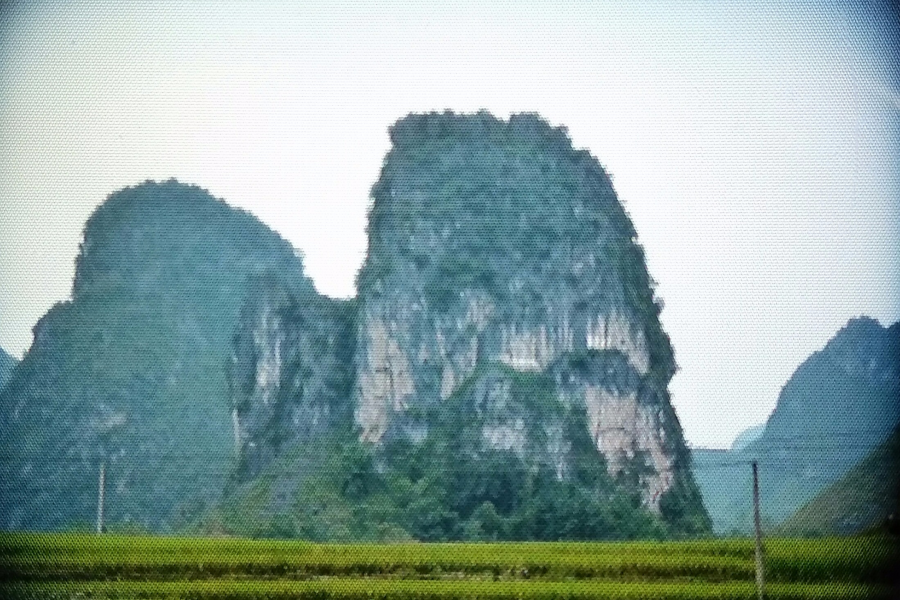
<box><xmin>1</xmin><ymin>1</ymin><xmax>897</xmax><ymax>448</ymax></box>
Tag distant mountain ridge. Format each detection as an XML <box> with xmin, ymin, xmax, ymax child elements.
<box><xmin>756</xmin><ymin>317</ymin><xmax>899</xmax><ymax>453</ymax></box>
<box><xmin>730</xmin><ymin>424</ymin><xmax>765</xmax><ymax>452</ymax></box>
<box><xmin>693</xmin><ymin>317</ymin><xmax>900</xmax><ymax>535</ymax></box>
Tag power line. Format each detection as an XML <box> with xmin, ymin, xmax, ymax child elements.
<box><xmin>0</xmin><ymin>441</ymin><xmax>895</xmax><ymax>462</ymax></box>
<box><xmin>2</xmin><ymin>457</ymin><xmax>897</xmax><ymax>473</ymax></box>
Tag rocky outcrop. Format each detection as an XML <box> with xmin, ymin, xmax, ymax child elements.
<box><xmin>228</xmin><ymin>277</ymin><xmax>356</xmax><ymax>482</ymax></box>
<box><xmin>352</xmin><ymin>111</ymin><xmax>696</xmax><ymax>515</ymax></box>
<box><xmin>217</xmin><ymin>113</ymin><xmax>708</xmax><ymax>541</ymax></box>
<box><xmin>547</xmin><ymin>349</ymin><xmax>675</xmax><ymax>510</ymax></box>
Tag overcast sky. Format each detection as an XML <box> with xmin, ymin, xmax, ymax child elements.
<box><xmin>1</xmin><ymin>1</ymin><xmax>897</xmax><ymax>448</ymax></box>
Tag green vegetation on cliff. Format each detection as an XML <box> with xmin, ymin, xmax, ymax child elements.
<box><xmin>3</xmin><ymin>113</ymin><xmax>711</xmax><ymax>542</ymax></box>
<box><xmin>218</xmin><ymin>112</ymin><xmax>708</xmax><ymax>541</ymax></box>
<box><xmin>213</xmin><ymin>363</ymin><xmax>679</xmax><ymax>542</ymax></box>
<box><xmin>0</xmin><ymin>180</ymin><xmax>314</xmax><ymax>532</ymax></box>
<box><xmin>358</xmin><ymin>111</ymin><xmax>675</xmax><ymax>385</ymax></box>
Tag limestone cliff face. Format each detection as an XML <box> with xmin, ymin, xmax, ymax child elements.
<box><xmin>353</xmin><ymin>112</ymin><xmax>688</xmax><ymax>512</ymax></box>
<box><xmin>228</xmin><ymin>276</ymin><xmax>356</xmax><ymax>483</ymax></box>
<box><xmin>567</xmin><ymin>349</ymin><xmax>672</xmax><ymax>505</ymax></box>
<box><xmin>219</xmin><ymin>114</ymin><xmax>708</xmax><ymax>540</ymax></box>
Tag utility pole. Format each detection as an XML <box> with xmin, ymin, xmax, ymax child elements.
<box><xmin>92</xmin><ymin>410</ymin><xmax>125</xmax><ymax>535</ymax></box>
<box><xmin>96</xmin><ymin>461</ymin><xmax>105</xmax><ymax>534</ymax></box>
<box><xmin>752</xmin><ymin>461</ymin><xmax>765</xmax><ymax>600</ymax></box>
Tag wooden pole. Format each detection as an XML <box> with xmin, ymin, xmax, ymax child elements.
<box><xmin>752</xmin><ymin>461</ymin><xmax>765</xmax><ymax>600</ymax></box>
<box><xmin>96</xmin><ymin>461</ymin><xmax>105</xmax><ymax>535</ymax></box>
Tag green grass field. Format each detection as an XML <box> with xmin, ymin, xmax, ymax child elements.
<box><xmin>0</xmin><ymin>534</ymin><xmax>896</xmax><ymax>599</ymax></box>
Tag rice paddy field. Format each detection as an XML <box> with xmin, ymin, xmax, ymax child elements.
<box><xmin>0</xmin><ymin>534</ymin><xmax>897</xmax><ymax>599</ymax></box>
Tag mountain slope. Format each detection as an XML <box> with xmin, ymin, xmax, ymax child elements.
<box><xmin>0</xmin><ymin>180</ymin><xmax>314</xmax><ymax>532</ymax></box>
<box><xmin>779</xmin><ymin>428</ymin><xmax>900</xmax><ymax>536</ymax></box>
<box><xmin>215</xmin><ymin>112</ymin><xmax>710</xmax><ymax>541</ymax></box>
<box><xmin>693</xmin><ymin>317</ymin><xmax>900</xmax><ymax>535</ymax></box>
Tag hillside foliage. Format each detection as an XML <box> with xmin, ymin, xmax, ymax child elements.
<box><xmin>0</xmin><ymin>180</ymin><xmax>313</xmax><ymax>531</ymax></box>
